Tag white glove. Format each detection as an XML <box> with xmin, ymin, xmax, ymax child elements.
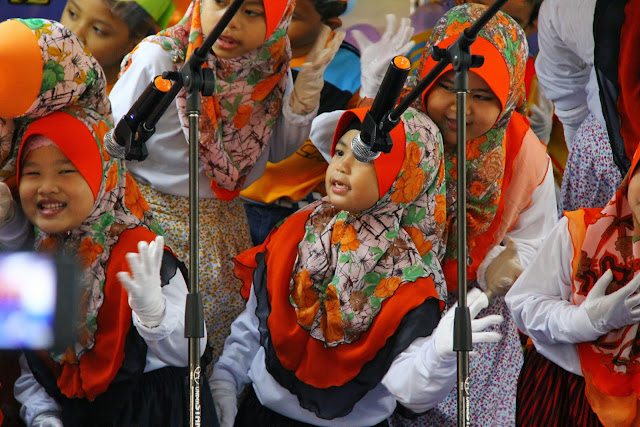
<box><xmin>484</xmin><ymin>237</ymin><xmax>524</xmax><ymax>300</ymax></box>
<box><xmin>0</xmin><ymin>181</ymin><xmax>15</xmax><ymax>228</ymax></box>
<box><xmin>432</xmin><ymin>288</ymin><xmax>503</xmax><ymax>360</ymax></box>
<box><xmin>117</xmin><ymin>236</ymin><xmax>166</xmax><ymax>328</ymax></box>
<box><xmin>351</xmin><ymin>14</ymin><xmax>415</xmax><ymax>98</ymax></box>
<box><xmin>290</xmin><ymin>25</ymin><xmax>345</xmax><ymax>115</ymax></box>
<box><xmin>209</xmin><ymin>379</ymin><xmax>238</xmax><ymax>427</ymax></box>
<box><xmin>32</xmin><ymin>412</ymin><xmax>63</xmax><ymax>427</ymax></box>
<box><xmin>583</xmin><ymin>269</ymin><xmax>640</xmax><ymax>334</ymax></box>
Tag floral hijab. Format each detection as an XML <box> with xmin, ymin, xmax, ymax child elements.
<box><xmin>567</xmin><ymin>135</ymin><xmax>640</xmax><ymax>426</ymax></box>
<box><xmin>412</xmin><ymin>4</ymin><xmax>528</xmax><ymax>290</ymax></box>
<box><xmin>18</xmin><ymin>108</ymin><xmax>158</xmax><ymax>367</ymax></box>
<box><xmin>121</xmin><ymin>0</ymin><xmax>293</xmax><ymax>199</ymax></box>
<box><xmin>0</xmin><ymin>18</ymin><xmax>109</xmax><ymax>181</ymax></box>
<box><xmin>289</xmin><ymin>107</ymin><xmax>448</xmax><ymax>347</ymax></box>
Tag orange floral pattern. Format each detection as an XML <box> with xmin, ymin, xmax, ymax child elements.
<box><xmin>124</xmin><ymin>173</ymin><xmax>150</xmax><ymax>219</ymax></box>
<box><xmin>140</xmin><ymin>0</ymin><xmax>294</xmax><ymax>196</ymax></box>
<box><xmin>415</xmin><ymin>4</ymin><xmax>529</xmax><ymax>287</ymax></box>
<box><xmin>78</xmin><ymin>237</ymin><xmax>104</xmax><ymax>268</ymax></box>
<box><xmin>290</xmin><ymin>108</ymin><xmax>448</xmax><ymax>346</ymax></box>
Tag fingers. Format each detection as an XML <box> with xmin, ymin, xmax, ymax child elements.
<box><xmin>468</xmin><ymin>289</ymin><xmax>489</xmax><ymax>318</ymax></box>
<box><xmin>471</xmin><ymin>331</ymin><xmax>502</xmax><ymax>344</ymax></box>
<box><xmin>471</xmin><ymin>314</ymin><xmax>504</xmax><ymax>332</ymax></box>
<box><xmin>382</xmin><ymin>14</ymin><xmax>398</xmax><ymax>41</ymax></box>
<box><xmin>350</xmin><ymin>29</ymin><xmax>371</xmax><ymax>51</ymax></box>
<box><xmin>398</xmin><ymin>40</ymin><xmax>416</xmax><ymax>56</ymax></box>
<box><xmin>116</xmin><ymin>270</ymin><xmax>137</xmax><ymax>294</ymax></box>
<box><xmin>309</xmin><ymin>25</ymin><xmax>332</xmax><ymax>60</ymax></box>
<box><xmin>591</xmin><ymin>269</ymin><xmax>613</xmax><ymax>297</ymax></box>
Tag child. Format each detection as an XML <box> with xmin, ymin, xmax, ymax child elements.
<box><xmin>505</xmin><ymin>141</ymin><xmax>640</xmax><ymax>427</ymax></box>
<box><xmin>209</xmin><ymin>106</ymin><xmax>504</xmax><ymax>426</ymax></box>
<box><xmin>385</xmin><ymin>4</ymin><xmax>557</xmax><ymax>426</ymax></box>
<box><xmin>0</xmin><ymin>17</ymin><xmax>112</xmax><ymax>248</ymax></box>
<box><xmin>109</xmin><ymin>0</ymin><xmax>342</xmax><ymax>367</ymax></box>
<box><xmin>60</xmin><ymin>0</ymin><xmax>175</xmax><ymax>90</ymax></box>
<box><xmin>11</xmin><ymin>106</ymin><xmax>214</xmax><ymax>426</ymax></box>
<box><xmin>240</xmin><ymin>0</ymin><xmax>362</xmax><ymax>246</ymax></box>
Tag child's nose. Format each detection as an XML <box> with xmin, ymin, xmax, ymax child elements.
<box><xmin>68</xmin><ymin>22</ymin><xmax>89</xmax><ymax>43</ymax></box>
<box><xmin>38</xmin><ymin>177</ymin><xmax>60</xmax><ymax>194</ymax></box>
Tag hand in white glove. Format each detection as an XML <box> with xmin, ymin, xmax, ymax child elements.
<box><xmin>484</xmin><ymin>237</ymin><xmax>524</xmax><ymax>300</ymax></box>
<box><xmin>0</xmin><ymin>181</ymin><xmax>15</xmax><ymax>228</ymax></box>
<box><xmin>583</xmin><ymin>269</ymin><xmax>640</xmax><ymax>334</ymax></box>
<box><xmin>432</xmin><ymin>288</ymin><xmax>503</xmax><ymax>360</ymax></box>
<box><xmin>117</xmin><ymin>236</ymin><xmax>166</xmax><ymax>328</ymax></box>
<box><xmin>32</xmin><ymin>412</ymin><xmax>63</xmax><ymax>427</ymax></box>
<box><xmin>290</xmin><ymin>25</ymin><xmax>345</xmax><ymax>115</ymax></box>
<box><xmin>351</xmin><ymin>14</ymin><xmax>415</xmax><ymax>98</ymax></box>
<box><xmin>210</xmin><ymin>379</ymin><xmax>238</xmax><ymax>427</ymax></box>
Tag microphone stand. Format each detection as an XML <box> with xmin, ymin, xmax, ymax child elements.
<box><xmin>379</xmin><ymin>1</ymin><xmax>508</xmax><ymax>425</ymax></box>
<box><xmin>122</xmin><ymin>1</ymin><xmax>246</xmax><ymax>426</ymax></box>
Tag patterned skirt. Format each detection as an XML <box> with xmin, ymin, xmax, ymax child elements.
<box><xmin>560</xmin><ymin>113</ymin><xmax>622</xmax><ymax>213</ymax></box>
<box><xmin>389</xmin><ymin>294</ymin><xmax>523</xmax><ymax>427</ymax></box>
<box><xmin>516</xmin><ymin>347</ymin><xmax>603</xmax><ymax>427</ymax></box>
<box><xmin>138</xmin><ymin>184</ymin><xmax>253</xmax><ymax>369</ymax></box>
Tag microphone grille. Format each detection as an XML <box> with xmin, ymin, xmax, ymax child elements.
<box><xmin>103</xmin><ymin>129</ymin><xmax>125</xmax><ymax>159</ymax></box>
<box><xmin>350</xmin><ymin>133</ymin><xmax>380</xmax><ymax>163</ymax></box>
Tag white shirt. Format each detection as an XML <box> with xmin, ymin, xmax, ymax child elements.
<box><xmin>534</xmin><ymin>0</ymin><xmax>603</xmax><ymax>148</ymax></box>
<box><xmin>211</xmin><ymin>287</ymin><xmax>458</xmax><ymax>426</ymax></box>
<box><xmin>109</xmin><ymin>42</ymin><xmax>317</xmax><ymax>198</ymax></box>
<box><xmin>505</xmin><ymin>216</ymin><xmax>603</xmax><ymax>375</ymax></box>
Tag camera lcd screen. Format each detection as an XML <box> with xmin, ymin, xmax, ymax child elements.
<box><xmin>0</xmin><ymin>252</ymin><xmax>78</xmax><ymax>350</ymax></box>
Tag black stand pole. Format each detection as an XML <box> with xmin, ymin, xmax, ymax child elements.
<box><xmin>384</xmin><ymin>1</ymin><xmax>508</xmax><ymax>425</ymax></box>
<box><xmin>123</xmin><ymin>1</ymin><xmax>246</xmax><ymax>426</ymax></box>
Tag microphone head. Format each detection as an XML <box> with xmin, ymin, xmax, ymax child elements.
<box><xmin>103</xmin><ymin>128</ymin><xmax>126</xmax><ymax>159</ymax></box>
<box><xmin>350</xmin><ymin>132</ymin><xmax>380</xmax><ymax>163</ymax></box>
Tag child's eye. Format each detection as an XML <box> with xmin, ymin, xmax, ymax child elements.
<box><xmin>334</xmin><ymin>149</ymin><xmax>345</xmax><ymax>157</ymax></box>
<box><xmin>65</xmin><ymin>8</ymin><xmax>77</xmax><ymax>20</ymax></box>
<box><xmin>93</xmin><ymin>25</ymin><xmax>107</xmax><ymax>36</ymax></box>
<box><xmin>59</xmin><ymin>169</ymin><xmax>78</xmax><ymax>175</ymax></box>
<box><xmin>473</xmin><ymin>93</ymin><xmax>496</xmax><ymax>102</ymax></box>
<box><xmin>244</xmin><ymin>8</ymin><xmax>264</xmax><ymax>17</ymax></box>
<box><xmin>213</xmin><ymin>0</ymin><xmax>229</xmax><ymax>7</ymax></box>
<box><xmin>22</xmin><ymin>171</ymin><xmax>39</xmax><ymax>177</ymax></box>
<box><xmin>438</xmin><ymin>81</ymin><xmax>454</xmax><ymax>92</ymax></box>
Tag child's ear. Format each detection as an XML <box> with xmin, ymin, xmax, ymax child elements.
<box><xmin>324</xmin><ymin>17</ymin><xmax>342</xmax><ymax>31</ymax></box>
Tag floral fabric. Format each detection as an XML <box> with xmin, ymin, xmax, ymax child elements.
<box><xmin>411</xmin><ymin>4</ymin><xmax>529</xmax><ymax>289</ymax></box>
<box><xmin>19</xmin><ymin>108</ymin><xmax>159</xmax><ymax>363</ymax></box>
<box><xmin>290</xmin><ymin>107</ymin><xmax>448</xmax><ymax>346</ymax></box>
<box><xmin>0</xmin><ymin>19</ymin><xmax>109</xmax><ymax>181</ymax></box>
<box><xmin>121</xmin><ymin>0</ymin><xmax>293</xmax><ymax>199</ymax></box>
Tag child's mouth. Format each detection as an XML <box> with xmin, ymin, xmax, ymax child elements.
<box><xmin>331</xmin><ymin>179</ymin><xmax>350</xmax><ymax>194</ymax></box>
<box><xmin>216</xmin><ymin>35</ymin><xmax>238</xmax><ymax>50</ymax></box>
<box><xmin>38</xmin><ymin>201</ymin><xmax>67</xmax><ymax>216</ymax></box>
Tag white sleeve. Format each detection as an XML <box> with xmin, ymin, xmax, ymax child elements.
<box><xmin>210</xmin><ymin>285</ymin><xmax>260</xmax><ymax>393</ymax></box>
<box><xmin>505</xmin><ymin>217</ymin><xmax>602</xmax><ymax>375</ymax></box>
<box><xmin>134</xmin><ymin>264</ymin><xmax>206</xmax><ymax>368</ymax></box>
<box><xmin>14</xmin><ymin>354</ymin><xmax>61</xmax><ymax>426</ymax></box>
<box><xmin>476</xmin><ymin>160</ymin><xmax>558</xmax><ymax>290</ymax></box>
<box><xmin>381</xmin><ymin>336</ymin><xmax>457</xmax><ymax>413</ymax></box>
<box><xmin>0</xmin><ymin>204</ymin><xmax>31</xmax><ymax>251</ymax></box>
<box><xmin>534</xmin><ymin>0</ymin><xmax>596</xmax><ymax>147</ymax></box>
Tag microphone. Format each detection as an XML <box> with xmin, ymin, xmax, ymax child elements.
<box><xmin>104</xmin><ymin>75</ymin><xmax>172</xmax><ymax>160</ymax></box>
<box><xmin>351</xmin><ymin>56</ymin><xmax>411</xmax><ymax>163</ymax></box>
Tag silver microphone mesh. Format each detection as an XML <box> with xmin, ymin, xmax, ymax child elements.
<box><xmin>103</xmin><ymin>129</ymin><xmax>126</xmax><ymax>159</ymax></box>
<box><xmin>350</xmin><ymin>132</ymin><xmax>380</xmax><ymax>163</ymax></box>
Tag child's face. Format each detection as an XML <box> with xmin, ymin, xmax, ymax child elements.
<box><xmin>629</xmin><ymin>167</ymin><xmax>640</xmax><ymax>225</ymax></box>
<box><xmin>326</xmin><ymin>129</ymin><xmax>379</xmax><ymax>213</ymax></box>
<box><xmin>60</xmin><ymin>0</ymin><xmax>135</xmax><ymax>79</ymax></box>
<box><xmin>288</xmin><ymin>0</ymin><xmax>341</xmax><ymax>58</ymax></box>
<box><xmin>19</xmin><ymin>144</ymin><xmax>95</xmax><ymax>235</ymax></box>
<box><xmin>425</xmin><ymin>70</ymin><xmax>502</xmax><ymax>147</ymax></box>
<box><xmin>201</xmin><ymin>0</ymin><xmax>267</xmax><ymax>59</ymax></box>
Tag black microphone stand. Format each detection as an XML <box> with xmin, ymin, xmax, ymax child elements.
<box><xmin>377</xmin><ymin>1</ymin><xmax>507</xmax><ymax>425</ymax></box>
<box><xmin>121</xmin><ymin>1</ymin><xmax>246</xmax><ymax>426</ymax></box>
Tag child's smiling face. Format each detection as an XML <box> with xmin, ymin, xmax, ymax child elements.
<box><xmin>425</xmin><ymin>70</ymin><xmax>502</xmax><ymax>147</ymax></box>
<box><xmin>201</xmin><ymin>0</ymin><xmax>268</xmax><ymax>59</ymax></box>
<box><xmin>19</xmin><ymin>144</ymin><xmax>95</xmax><ymax>235</ymax></box>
